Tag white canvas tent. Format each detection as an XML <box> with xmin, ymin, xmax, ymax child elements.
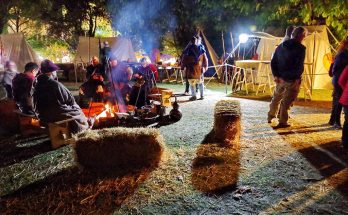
<box><xmin>0</xmin><ymin>34</ymin><xmax>39</xmax><ymax>72</ymax></box>
<box><xmin>198</xmin><ymin>30</ymin><xmax>220</xmax><ymax>77</ymax></box>
<box><xmin>74</xmin><ymin>36</ymin><xmax>137</xmax><ymax>63</ymax></box>
<box><xmin>255</xmin><ymin>25</ymin><xmax>334</xmax><ymax>91</ymax></box>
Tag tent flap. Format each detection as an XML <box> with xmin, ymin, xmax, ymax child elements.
<box><xmin>0</xmin><ymin>34</ymin><xmax>39</xmax><ymax>72</ymax></box>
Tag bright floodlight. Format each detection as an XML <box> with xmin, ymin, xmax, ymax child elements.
<box><xmin>239</xmin><ymin>33</ymin><xmax>249</xmax><ymax>43</ymax></box>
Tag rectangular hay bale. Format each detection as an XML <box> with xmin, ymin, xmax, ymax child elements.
<box><xmin>214</xmin><ymin>100</ymin><xmax>241</xmax><ymax>146</ymax></box>
<box><xmin>74</xmin><ymin>127</ymin><xmax>165</xmax><ymax>171</ymax></box>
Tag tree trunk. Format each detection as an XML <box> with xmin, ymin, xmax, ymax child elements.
<box><xmin>88</xmin><ymin>14</ymin><xmax>94</xmax><ymax>37</ymax></box>
<box><xmin>0</xmin><ymin>18</ymin><xmax>7</xmax><ymax>34</ymax></box>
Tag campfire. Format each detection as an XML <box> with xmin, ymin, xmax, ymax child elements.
<box><xmin>81</xmin><ymin>87</ymin><xmax>181</xmax><ymax>129</ymax></box>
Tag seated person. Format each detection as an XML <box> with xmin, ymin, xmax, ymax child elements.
<box><xmin>109</xmin><ymin>57</ymin><xmax>133</xmax><ymax>112</ymax></box>
<box><xmin>129</xmin><ymin>58</ymin><xmax>156</xmax><ymax>108</ymax></box>
<box><xmin>79</xmin><ymin>56</ymin><xmax>106</xmax><ymax>106</ymax></box>
<box><xmin>1</xmin><ymin>61</ymin><xmax>19</xmax><ymax>98</ymax></box>
<box><xmin>12</xmin><ymin>62</ymin><xmax>39</xmax><ymax>115</ymax></box>
<box><xmin>32</xmin><ymin>59</ymin><xmax>88</xmax><ymax>134</ymax></box>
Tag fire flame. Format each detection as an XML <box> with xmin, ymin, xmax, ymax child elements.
<box><xmin>96</xmin><ymin>103</ymin><xmax>115</xmax><ymax>120</ymax></box>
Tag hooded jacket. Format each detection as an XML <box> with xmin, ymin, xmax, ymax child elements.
<box><xmin>271</xmin><ymin>39</ymin><xmax>306</xmax><ymax>81</ymax></box>
<box><xmin>33</xmin><ymin>74</ymin><xmax>88</xmax><ymax>133</ymax></box>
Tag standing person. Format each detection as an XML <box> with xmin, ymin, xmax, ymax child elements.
<box><xmin>329</xmin><ymin>37</ymin><xmax>348</xmax><ymax>128</ymax></box>
<box><xmin>12</xmin><ymin>62</ymin><xmax>39</xmax><ymax>115</ymax></box>
<box><xmin>181</xmin><ymin>35</ymin><xmax>208</xmax><ymax>101</ymax></box>
<box><xmin>33</xmin><ymin>59</ymin><xmax>88</xmax><ymax>134</ymax></box>
<box><xmin>267</xmin><ymin>27</ymin><xmax>307</xmax><ymax>128</ymax></box>
<box><xmin>338</xmin><ymin>65</ymin><xmax>348</xmax><ymax>150</ymax></box>
<box><xmin>1</xmin><ymin>61</ymin><xmax>19</xmax><ymax>98</ymax></box>
<box><xmin>181</xmin><ymin>37</ymin><xmax>195</xmax><ymax>96</ymax></box>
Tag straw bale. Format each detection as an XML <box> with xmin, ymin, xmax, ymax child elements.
<box><xmin>74</xmin><ymin>127</ymin><xmax>165</xmax><ymax>171</ymax></box>
<box><xmin>214</xmin><ymin>100</ymin><xmax>241</xmax><ymax>147</ymax></box>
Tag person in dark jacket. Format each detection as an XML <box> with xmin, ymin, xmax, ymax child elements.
<box><xmin>268</xmin><ymin>26</ymin><xmax>307</xmax><ymax>128</ymax></box>
<box><xmin>181</xmin><ymin>35</ymin><xmax>208</xmax><ymax>100</ymax></box>
<box><xmin>79</xmin><ymin>56</ymin><xmax>106</xmax><ymax>104</ymax></box>
<box><xmin>338</xmin><ymin>65</ymin><xmax>348</xmax><ymax>150</ymax></box>
<box><xmin>328</xmin><ymin>38</ymin><xmax>348</xmax><ymax>128</ymax></box>
<box><xmin>12</xmin><ymin>62</ymin><xmax>39</xmax><ymax>115</ymax></box>
<box><xmin>33</xmin><ymin>59</ymin><xmax>88</xmax><ymax>134</ymax></box>
<box><xmin>129</xmin><ymin>58</ymin><xmax>156</xmax><ymax>108</ymax></box>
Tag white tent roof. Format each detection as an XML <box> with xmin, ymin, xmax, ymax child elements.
<box><xmin>255</xmin><ymin>25</ymin><xmax>333</xmax><ymax>90</ymax></box>
<box><xmin>0</xmin><ymin>34</ymin><xmax>39</xmax><ymax>72</ymax></box>
<box><xmin>74</xmin><ymin>36</ymin><xmax>137</xmax><ymax>63</ymax></box>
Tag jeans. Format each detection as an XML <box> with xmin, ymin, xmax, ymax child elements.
<box><xmin>342</xmin><ymin>106</ymin><xmax>348</xmax><ymax>148</ymax></box>
<box><xmin>188</xmin><ymin>79</ymin><xmax>203</xmax><ymax>98</ymax></box>
<box><xmin>268</xmin><ymin>79</ymin><xmax>301</xmax><ymax>124</ymax></box>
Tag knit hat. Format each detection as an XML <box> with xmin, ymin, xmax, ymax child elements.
<box><xmin>40</xmin><ymin>59</ymin><xmax>59</xmax><ymax>73</ymax></box>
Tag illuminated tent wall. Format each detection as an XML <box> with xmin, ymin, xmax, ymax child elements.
<box><xmin>197</xmin><ymin>30</ymin><xmax>220</xmax><ymax>78</ymax></box>
<box><xmin>255</xmin><ymin>25</ymin><xmax>334</xmax><ymax>90</ymax></box>
<box><xmin>0</xmin><ymin>34</ymin><xmax>39</xmax><ymax>72</ymax></box>
<box><xmin>74</xmin><ymin>36</ymin><xmax>137</xmax><ymax>63</ymax></box>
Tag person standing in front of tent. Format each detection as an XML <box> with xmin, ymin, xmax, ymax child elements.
<box><xmin>267</xmin><ymin>27</ymin><xmax>307</xmax><ymax>128</ymax></box>
<box><xmin>338</xmin><ymin>64</ymin><xmax>348</xmax><ymax>150</ymax></box>
<box><xmin>329</xmin><ymin>37</ymin><xmax>348</xmax><ymax>129</ymax></box>
<box><xmin>181</xmin><ymin>35</ymin><xmax>208</xmax><ymax>101</ymax></box>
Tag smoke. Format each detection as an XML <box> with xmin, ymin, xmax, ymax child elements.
<box><xmin>109</xmin><ymin>0</ymin><xmax>176</xmax><ymax>54</ymax></box>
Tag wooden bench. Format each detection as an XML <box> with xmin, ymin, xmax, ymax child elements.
<box><xmin>14</xmin><ymin>110</ymin><xmax>75</xmax><ymax>149</ymax></box>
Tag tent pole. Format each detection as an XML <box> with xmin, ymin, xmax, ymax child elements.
<box><xmin>88</xmin><ymin>36</ymin><xmax>90</xmax><ymax>64</ymax></box>
<box><xmin>225</xmin><ymin>64</ymin><xmax>228</xmax><ymax>94</ymax></box>
<box><xmin>310</xmin><ymin>32</ymin><xmax>316</xmax><ymax>99</ymax></box>
<box><xmin>222</xmin><ymin>31</ymin><xmax>226</xmax><ymax>58</ymax></box>
<box><xmin>230</xmin><ymin>32</ymin><xmax>234</xmax><ymax>57</ymax></box>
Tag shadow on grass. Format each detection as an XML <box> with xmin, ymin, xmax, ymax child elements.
<box><xmin>273</xmin><ymin>121</ymin><xmax>348</xmax><ymax>200</ymax></box>
<box><xmin>0</xmin><ymin>135</ymin><xmax>52</xmax><ymax>168</ymax></box>
<box><xmin>0</xmin><ymin>165</ymin><xmax>155</xmax><ymax>214</ymax></box>
<box><xmin>191</xmin><ymin>130</ymin><xmax>240</xmax><ymax>195</ymax></box>
<box><xmin>297</xmin><ymin>140</ymin><xmax>348</xmax><ymax>199</ymax></box>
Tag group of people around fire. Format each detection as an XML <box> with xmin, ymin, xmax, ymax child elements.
<box><xmin>1</xmin><ymin>29</ymin><xmax>348</xmax><ymax>151</ymax></box>
<box><xmin>0</xmin><ymin>48</ymin><xmax>159</xmax><ymax>135</ymax></box>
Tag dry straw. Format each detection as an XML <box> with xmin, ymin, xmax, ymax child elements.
<box><xmin>73</xmin><ymin>127</ymin><xmax>165</xmax><ymax>172</ymax></box>
<box><xmin>213</xmin><ymin>100</ymin><xmax>241</xmax><ymax>147</ymax></box>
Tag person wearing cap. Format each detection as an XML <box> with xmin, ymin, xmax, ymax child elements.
<box><xmin>12</xmin><ymin>62</ymin><xmax>39</xmax><ymax>115</ymax></box>
<box><xmin>1</xmin><ymin>61</ymin><xmax>19</xmax><ymax>98</ymax></box>
<box><xmin>32</xmin><ymin>59</ymin><xmax>88</xmax><ymax>134</ymax></box>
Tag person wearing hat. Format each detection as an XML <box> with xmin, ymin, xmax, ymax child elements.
<box><xmin>32</xmin><ymin>59</ymin><xmax>89</xmax><ymax>134</ymax></box>
<box><xmin>12</xmin><ymin>62</ymin><xmax>39</xmax><ymax>115</ymax></box>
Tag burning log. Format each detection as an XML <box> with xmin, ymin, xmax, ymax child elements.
<box><xmin>214</xmin><ymin>100</ymin><xmax>241</xmax><ymax>147</ymax></box>
<box><xmin>74</xmin><ymin>127</ymin><xmax>165</xmax><ymax>172</ymax></box>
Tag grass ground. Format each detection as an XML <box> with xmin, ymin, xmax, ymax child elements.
<box><xmin>0</xmin><ymin>81</ymin><xmax>347</xmax><ymax>214</ymax></box>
